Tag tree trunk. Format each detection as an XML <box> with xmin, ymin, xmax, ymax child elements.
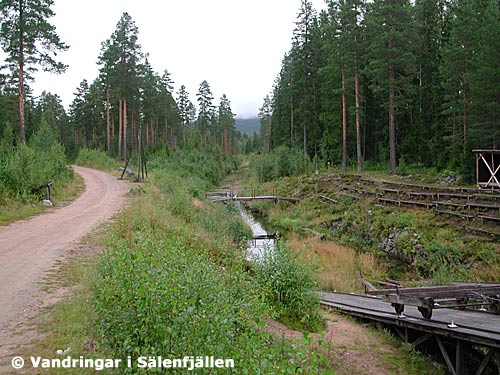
<box><xmin>123</xmin><ymin>98</ymin><xmax>127</xmax><ymax>163</ymax></box>
<box><xmin>389</xmin><ymin>66</ymin><xmax>397</xmax><ymax>173</ymax></box>
<box><xmin>18</xmin><ymin>0</ymin><xmax>26</xmax><ymax>144</ymax></box>
<box><xmin>223</xmin><ymin>127</ymin><xmax>228</xmax><ymax>155</ymax></box>
<box><xmin>111</xmin><ymin>111</ymin><xmax>115</xmax><ymax>156</ymax></box>
<box><xmin>290</xmin><ymin>97</ymin><xmax>294</xmax><ymax>146</ymax></box>
<box><xmin>106</xmin><ymin>88</ymin><xmax>110</xmax><ymax>156</ymax></box>
<box><xmin>354</xmin><ymin>35</ymin><xmax>362</xmax><ymax>172</ymax></box>
<box><xmin>342</xmin><ymin>65</ymin><xmax>347</xmax><ymax>173</ymax></box>
<box><xmin>118</xmin><ymin>99</ymin><xmax>122</xmax><ymax>158</ymax></box>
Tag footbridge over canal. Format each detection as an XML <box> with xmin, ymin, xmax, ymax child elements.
<box><xmin>206</xmin><ymin>190</ymin><xmax>300</xmax><ymax>203</ymax></box>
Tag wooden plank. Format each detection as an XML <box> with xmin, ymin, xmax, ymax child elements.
<box><xmin>436</xmin><ymin>210</ymin><xmax>475</xmax><ymax>220</ymax></box>
<box><xmin>319</xmin><ymin>194</ymin><xmax>338</xmax><ymax>204</ymax></box>
<box><xmin>434</xmin><ymin>201</ymin><xmax>468</xmax><ymax>208</ymax></box>
<box><xmin>468</xmin><ymin>203</ymin><xmax>500</xmax><ymax>210</ymax></box>
<box><xmin>367</xmin><ymin>284</ymin><xmax>500</xmax><ymax>298</ymax></box>
<box><xmin>407</xmin><ymin>192</ymin><xmax>437</xmax><ymax>199</ymax></box>
<box><xmin>340</xmin><ymin>192</ymin><xmax>359</xmax><ymax>200</ymax></box>
<box><xmin>467</xmin><ymin>227</ymin><xmax>500</xmax><ymax>238</ymax></box>
<box><xmin>377</xmin><ymin>187</ymin><xmax>403</xmax><ymax>194</ymax></box>
<box><xmin>478</xmin><ymin>214</ymin><xmax>500</xmax><ymax>223</ymax></box>
<box><xmin>213</xmin><ymin>196</ymin><xmax>300</xmax><ymax>203</ymax></box>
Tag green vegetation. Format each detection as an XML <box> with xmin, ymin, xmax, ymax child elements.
<box><xmin>0</xmin><ymin>121</ymin><xmax>74</xmax><ymax>224</ymax></box>
<box><xmin>75</xmin><ymin>148</ymin><xmax>121</xmax><ymax>172</ymax></box>
<box><xmin>253</xmin><ymin>240</ymin><xmax>324</xmax><ymax>332</ymax></box>
<box><xmin>48</xmin><ymin>148</ymin><xmax>329</xmax><ymax>374</ymax></box>
<box><xmin>240</xmin><ymin>161</ymin><xmax>500</xmax><ymax>287</ymax></box>
<box><xmin>250</xmin><ymin>146</ymin><xmax>314</xmax><ymax>182</ymax></box>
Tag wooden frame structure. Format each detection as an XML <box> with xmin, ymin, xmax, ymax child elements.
<box><xmin>473</xmin><ymin>150</ymin><xmax>500</xmax><ymax>189</ymax></box>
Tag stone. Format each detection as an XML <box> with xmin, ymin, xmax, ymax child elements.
<box><xmin>42</xmin><ymin>199</ymin><xmax>53</xmax><ymax>207</ymax></box>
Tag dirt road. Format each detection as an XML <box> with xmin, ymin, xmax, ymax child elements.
<box><xmin>0</xmin><ymin>166</ymin><xmax>129</xmax><ymax>351</ymax></box>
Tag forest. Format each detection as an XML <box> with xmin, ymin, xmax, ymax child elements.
<box><xmin>0</xmin><ymin>1</ymin><xmax>499</xmax><ymax>373</ymax></box>
<box><xmin>0</xmin><ymin>0</ymin><xmax>498</xmax><ymax>183</ymax></box>
<box><xmin>262</xmin><ymin>0</ymin><xmax>499</xmax><ymax>179</ymax></box>
<box><xmin>0</xmin><ymin>8</ymin><xmax>251</xmax><ymax>164</ymax></box>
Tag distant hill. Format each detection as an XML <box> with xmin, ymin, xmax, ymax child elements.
<box><xmin>235</xmin><ymin>117</ymin><xmax>260</xmax><ymax>135</ymax></box>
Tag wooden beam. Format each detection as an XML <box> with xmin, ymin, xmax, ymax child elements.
<box><xmin>436</xmin><ymin>336</ymin><xmax>457</xmax><ymax>375</ymax></box>
<box><xmin>319</xmin><ymin>194</ymin><xmax>338</xmax><ymax>204</ymax></box>
<box><xmin>475</xmin><ymin>347</ymin><xmax>496</xmax><ymax>375</ymax></box>
<box><xmin>411</xmin><ymin>333</ymin><xmax>433</xmax><ymax>349</ymax></box>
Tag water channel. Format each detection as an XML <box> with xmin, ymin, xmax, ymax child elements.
<box><xmin>237</xmin><ymin>203</ymin><xmax>275</xmax><ymax>261</ymax></box>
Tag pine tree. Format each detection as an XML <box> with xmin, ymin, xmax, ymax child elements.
<box><xmin>218</xmin><ymin>94</ymin><xmax>236</xmax><ymax>155</ymax></box>
<box><xmin>0</xmin><ymin>0</ymin><xmax>68</xmax><ymax>143</ymax></box>
<box><xmin>98</xmin><ymin>12</ymin><xmax>144</xmax><ymax>161</ymax></box>
<box><xmin>337</xmin><ymin>0</ymin><xmax>365</xmax><ymax>171</ymax></box>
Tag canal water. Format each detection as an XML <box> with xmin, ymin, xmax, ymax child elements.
<box><xmin>237</xmin><ymin>203</ymin><xmax>275</xmax><ymax>261</ymax></box>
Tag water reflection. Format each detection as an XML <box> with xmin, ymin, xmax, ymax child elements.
<box><xmin>237</xmin><ymin>203</ymin><xmax>275</xmax><ymax>261</ymax></box>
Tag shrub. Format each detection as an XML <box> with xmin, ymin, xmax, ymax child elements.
<box><xmin>0</xmin><ymin>122</ymin><xmax>72</xmax><ymax>203</ymax></box>
<box><xmin>251</xmin><ymin>146</ymin><xmax>314</xmax><ymax>182</ymax></box>
<box><xmin>75</xmin><ymin>148</ymin><xmax>120</xmax><ymax>171</ymax></box>
<box><xmin>252</xmin><ymin>240</ymin><xmax>325</xmax><ymax>332</ymax></box>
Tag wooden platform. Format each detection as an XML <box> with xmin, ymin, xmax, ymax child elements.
<box><xmin>211</xmin><ymin>195</ymin><xmax>301</xmax><ymax>203</ymax></box>
<box><xmin>319</xmin><ymin>291</ymin><xmax>500</xmax><ymax>348</ymax></box>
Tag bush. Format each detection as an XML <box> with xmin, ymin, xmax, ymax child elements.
<box><xmin>75</xmin><ymin>148</ymin><xmax>120</xmax><ymax>171</ymax></box>
<box><xmin>251</xmin><ymin>146</ymin><xmax>314</xmax><ymax>182</ymax></box>
<box><xmin>252</xmin><ymin>240</ymin><xmax>324</xmax><ymax>332</ymax></box>
<box><xmin>0</xmin><ymin>122</ymin><xmax>72</xmax><ymax>203</ymax></box>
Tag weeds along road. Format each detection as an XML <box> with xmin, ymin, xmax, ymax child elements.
<box><xmin>0</xmin><ymin>166</ymin><xmax>129</xmax><ymax>349</ymax></box>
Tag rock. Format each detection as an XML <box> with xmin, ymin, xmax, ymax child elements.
<box><xmin>42</xmin><ymin>199</ymin><xmax>53</xmax><ymax>207</ymax></box>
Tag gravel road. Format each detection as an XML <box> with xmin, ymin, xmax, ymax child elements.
<box><xmin>0</xmin><ymin>166</ymin><xmax>129</xmax><ymax>354</ymax></box>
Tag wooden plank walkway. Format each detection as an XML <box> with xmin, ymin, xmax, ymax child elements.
<box><xmin>319</xmin><ymin>291</ymin><xmax>500</xmax><ymax>348</ymax></box>
<box><xmin>211</xmin><ymin>195</ymin><xmax>301</xmax><ymax>203</ymax></box>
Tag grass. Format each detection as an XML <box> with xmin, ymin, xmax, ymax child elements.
<box><xmin>289</xmin><ymin>235</ymin><xmax>386</xmax><ymax>293</ymax></box>
<box><xmin>240</xmin><ymin>168</ymin><xmax>500</xmax><ymax>285</ymax></box>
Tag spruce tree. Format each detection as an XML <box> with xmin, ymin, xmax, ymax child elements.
<box><xmin>468</xmin><ymin>0</ymin><xmax>499</xmax><ymax>149</ymax></box>
<box><xmin>364</xmin><ymin>0</ymin><xmax>416</xmax><ymax>172</ymax></box>
<box><xmin>196</xmin><ymin>80</ymin><xmax>215</xmax><ymax>151</ymax></box>
<box><xmin>259</xmin><ymin>94</ymin><xmax>272</xmax><ymax>153</ymax></box>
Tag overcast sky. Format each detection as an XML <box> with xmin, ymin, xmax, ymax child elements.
<box><xmin>30</xmin><ymin>0</ymin><xmax>327</xmax><ymax>119</ymax></box>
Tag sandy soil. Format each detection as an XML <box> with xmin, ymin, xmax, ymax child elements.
<box><xmin>266</xmin><ymin>313</ymin><xmax>399</xmax><ymax>375</ymax></box>
<box><xmin>0</xmin><ymin>166</ymin><xmax>129</xmax><ymax>362</ymax></box>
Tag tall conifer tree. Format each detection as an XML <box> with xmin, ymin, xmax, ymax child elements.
<box><xmin>0</xmin><ymin>0</ymin><xmax>68</xmax><ymax>143</ymax></box>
